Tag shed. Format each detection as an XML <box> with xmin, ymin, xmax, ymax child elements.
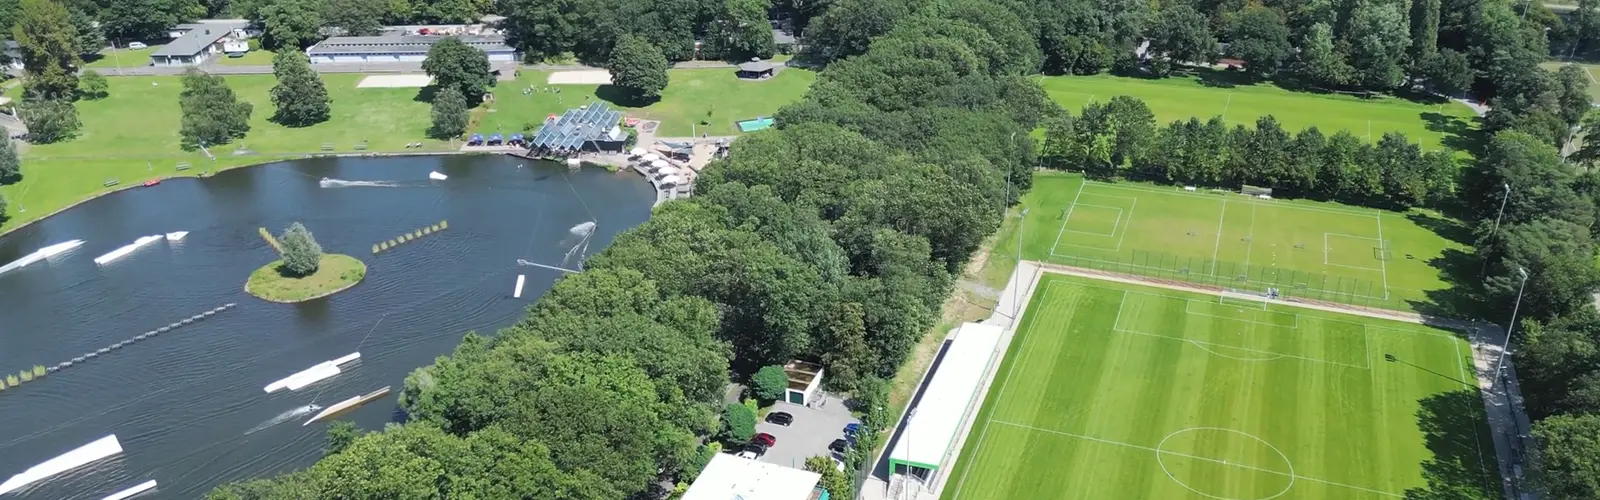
<box><xmin>736</xmin><ymin>59</ymin><xmax>776</xmax><ymax>79</ymax></box>
<box><xmin>783</xmin><ymin>360</ymin><xmax>825</xmax><ymax>405</ymax></box>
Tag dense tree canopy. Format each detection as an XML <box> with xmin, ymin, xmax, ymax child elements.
<box><xmin>269</xmin><ymin>50</ymin><xmax>331</xmax><ymax>126</ymax></box>
<box><xmin>606</xmin><ymin>34</ymin><xmax>669</xmax><ymax>102</ymax></box>
<box><xmin>15</xmin><ymin>0</ymin><xmax>80</xmax><ymax>101</ymax></box>
<box><xmin>428</xmin><ymin>86</ymin><xmax>469</xmax><ymax>139</ymax></box>
<box><xmin>422</xmin><ymin>37</ymin><xmax>494</xmax><ymax>103</ymax></box>
<box><xmin>178</xmin><ymin>68</ymin><xmax>253</xmax><ymax>149</ymax></box>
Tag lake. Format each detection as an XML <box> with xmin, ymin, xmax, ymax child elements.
<box><xmin>0</xmin><ymin>155</ymin><xmax>655</xmax><ymax>498</ymax></box>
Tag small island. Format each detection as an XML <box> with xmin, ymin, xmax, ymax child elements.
<box><xmin>246</xmin><ymin>223</ymin><xmax>366</xmax><ymax>303</ymax></box>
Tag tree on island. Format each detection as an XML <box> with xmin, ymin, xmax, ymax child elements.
<box><xmin>78</xmin><ymin>70</ymin><xmax>108</xmax><ymax>100</ymax></box>
<box><xmin>0</xmin><ymin>137</ymin><xmax>21</xmax><ymax>184</ymax></box>
<box><xmin>429</xmin><ymin>86</ymin><xmax>469</xmax><ymax>139</ymax></box>
<box><xmin>179</xmin><ymin>68</ymin><xmax>253</xmax><ymax>150</ymax></box>
<box><xmin>19</xmin><ymin>98</ymin><xmax>80</xmax><ymax>143</ymax></box>
<box><xmin>278</xmin><ymin>222</ymin><xmax>323</xmax><ymax>276</ymax></box>
<box><xmin>270</xmin><ymin>50</ymin><xmax>332</xmax><ymax>127</ymax></box>
<box><xmin>422</xmin><ymin>37</ymin><xmax>493</xmax><ymax>104</ymax></box>
<box><xmin>606</xmin><ymin>34</ymin><xmax>669</xmax><ymax>102</ymax></box>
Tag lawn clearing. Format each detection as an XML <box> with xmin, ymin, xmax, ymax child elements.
<box><xmin>487</xmin><ymin>68</ymin><xmax>815</xmax><ymax>137</ymax></box>
<box><xmin>1037</xmin><ymin>74</ymin><xmax>1478</xmax><ymax>152</ymax></box>
<box><xmin>1014</xmin><ymin>172</ymin><xmax>1470</xmax><ymax>312</ymax></box>
<box><xmin>941</xmin><ymin>273</ymin><xmax>1498</xmax><ymax>500</ymax></box>
<box><xmin>81</xmin><ymin>45</ymin><xmax>158</xmax><ymax>70</ymax></box>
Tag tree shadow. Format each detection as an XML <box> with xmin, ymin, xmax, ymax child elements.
<box><xmin>1185</xmin><ymin>67</ymin><xmax>1255</xmax><ymax>89</ymax></box>
<box><xmin>1406</xmin><ymin>212</ymin><xmax>1474</xmax><ymax>245</ymax></box>
<box><xmin>594</xmin><ymin>85</ymin><xmax>659</xmax><ymax>108</ymax></box>
<box><xmin>413</xmin><ymin>85</ymin><xmax>439</xmax><ymax>103</ymax></box>
<box><xmin>1402</xmin><ymin>389</ymin><xmax>1502</xmax><ymax>499</ymax></box>
<box><xmin>1420</xmin><ymin>112</ymin><xmax>1487</xmax><ymax>155</ymax></box>
<box><xmin>1410</xmin><ymin>248</ymin><xmax>1486</xmax><ymax>324</ymax></box>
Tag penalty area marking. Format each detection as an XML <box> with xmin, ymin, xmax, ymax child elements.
<box><xmin>986</xmin><ymin>420</ymin><xmax>1405</xmax><ymax>498</ymax></box>
<box><xmin>1187</xmin><ymin>341</ymin><xmax>1287</xmax><ymax>362</ymax></box>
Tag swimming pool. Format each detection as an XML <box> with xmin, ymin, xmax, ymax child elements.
<box><xmin>736</xmin><ymin>116</ymin><xmax>775</xmax><ymax>132</ymax></box>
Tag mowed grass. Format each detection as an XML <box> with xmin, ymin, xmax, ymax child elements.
<box><xmin>941</xmin><ymin>274</ymin><xmax>1497</xmax><ymax>500</ymax></box>
<box><xmin>0</xmin><ymin>68</ymin><xmax>813</xmax><ymax>233</ymax></box>
<box><xmin>1038</xmin><ymin>74</ymin><xmax>1478</xmax><ymax>152</ymax></box>
<box><xmin>484</xmin><ymin>68</ymin><xmax>815</xmax><ymax>137</ymax></box>
<box><xmin>1540</xmin><ymin>61</ymin><xmax>1600</xmax><ymax>103</ymax></box>
<box><xmin>1013</xmin><ymin>172</ymin><xmax>1471</xmax><ymax>312</ymax></box>
<box><xmin>81</xmin><ymin>45</ymin><xmax>159</xmax><ymax>69</ymax></box>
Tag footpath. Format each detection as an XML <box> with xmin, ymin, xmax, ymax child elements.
<box><xmin>858</xmin><ymin>260</ymin><xmax>1537</xmax><ymax>500</ymax></box>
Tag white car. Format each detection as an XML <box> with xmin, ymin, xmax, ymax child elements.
<box><xmin>127</xmin><ymin>42</ymin><xmax>147</xmax><ymax>49</ymax></box>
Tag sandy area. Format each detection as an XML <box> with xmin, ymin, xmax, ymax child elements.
<box><xmin>547</xmin><ymin>70</ymin><xmax>613</xmax><ymax>85</ymax></box>
<box><xmin>356</xmin><ymin>74</ymin><xmax>434</xmax><ymax>88</ymax></box>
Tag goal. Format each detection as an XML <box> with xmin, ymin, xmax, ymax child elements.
<box><xmin>1220</xmin><ymin>287</ymin><xmax>1279</xmax><ymax>310</ymax></box>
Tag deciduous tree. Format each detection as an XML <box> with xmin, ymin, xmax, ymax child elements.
<box><xmin>78</xmin><ymin>69</ymin><xmax>106</xmax><ymax>99</ymax></box>
<box><xmin>323</xmin><ymin>421</ymin><xmax>360</xmax><ymax>455</ymax></box>
<box><xmin>1533</xmin><ymin>414</ymin><xmax>1600</xmax><ymax>500</ymax></box>
<box><xmin>278</xmin><ymin>222</ymin><xmax>323</xmax><ymax>276</ymax></box>
<box><xmin>68</xmin><ymin>7</ymin><xmax>101</xmax><ymax>56</ymax></box>
<box><xmin>1421</xmin><ymin>48</ymin><xmax>1472</xmax><ymax>96</ymax></box>
<box><xmin>0</xmin><ymin>138</ymin><xmax>18</xmax><ymax>184</ymax></box>
<box><xmin>1227</xmin><ymin>6</ymin><xmax>1291</xmax><ymax>77</ymax></box>
<box><xmin>720</xmin><ymin>402</ymin><xmax>755</xmax><ymax>442</ymax></box>
<box><xmin>179</xmin><ymin>68</ymin><xmax>253</xmax><ymax>149</ymax></box>
<box><xmin>14</xmin><ymin>0</ymin><xmax>79</xmax><ymax>101</ymax></box>
<box><xmin>18</xmin><ymin>98</ymin><xmax>79</xmax><ymax>143</ymax></box>
<box><xmin>752</xmin><ymin>365</ymin><xmax>788</xmax><ymax>401</ymax></box>
<box><xmin>270</xmin><ymin>50</ymin><xmax>331</xmax><ymax>126</ymax></box>
<box><xmin>99</xmin><ymin>0</ymin><xmax>201</xmax><ymax>42</ymax></box>
<box><xmin>1293</xmin><ymin>23</ymin><xmax>1350</xmax><ymax>89</ymax></box>
<box><xmin>1148</xmin><ymin>5</ymin><xmax>1215</xmax><ymax>75</ymax></box>
<box><xmin>804</xmin><ymin>0</ymin><xmax>907</xmax><ymax>62</ymax></box>
<box><xmin>428</xmin><ymin>86</ymin><xmax>468</xmax><ymax>139</ymax></box>
<box><xmin>422</xmin><ymin>37</ymin><xmax>493</xmax><ymax>104</ymax></box>
<box><xmin>706</xmin><ymin>0</ymin><xmax>776</xmax><ymax>60</ymax></box>
<box><xmin>320</xmin><ymin>0</ymin><xmax>386</xmax><ymax>36</ymax></box>
<box><xmin>262</xmin><ymin>0</ymin><xmax>322</xmax><ymax>49</ymax></box>
<box><xmin>605</xmin><ymin>34</ymin><xmax>668</xmax><ymax>102</ymax></box>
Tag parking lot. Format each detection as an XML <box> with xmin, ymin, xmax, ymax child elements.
<box><xmin>754</xmin><ymin>393</ymin><xmax>858</xmax><ymax>470</ymax></box>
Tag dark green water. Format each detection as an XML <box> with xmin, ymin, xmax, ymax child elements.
<box><xmin>0</xmin><ymin>155</ymin><xmax>654</xmax><ymax>498</ymax></box>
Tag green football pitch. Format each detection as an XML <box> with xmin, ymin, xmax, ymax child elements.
<box><xmin>1012</xmin><ymin>173</ymin><xmax>1469</xmax><ymax>312</ymax></box>
<box><xmin>1037</xmin><ymin>74</ymin><xmax>1478</xmax><ymax>152</ymax></box>
<box><xmin>940</xmin><ymin>273</ymin><xmax>1498</xmax><ymax>500</ymax></box>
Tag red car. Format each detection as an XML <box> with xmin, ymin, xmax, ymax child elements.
<box><xmin>753</xmin><ymin>433</ymin><xmax>776</xmax><ymax>447</ymax></box>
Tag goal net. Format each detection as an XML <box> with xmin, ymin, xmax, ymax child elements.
<box><xmin>1241</xmin><ymin>185</ymin><xmax>1274</xmax><ymax>198</ymax></box>
<box><xmin>1220</xmin><ymin>288</ymin><xmax>1279</xmax><ymax>310</ymax></box>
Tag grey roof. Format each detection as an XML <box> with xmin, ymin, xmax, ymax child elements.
<box><xmin>154</xmin><ymin>22</ymin><xmax>248</xmax><ymax>57</ymax></box>
<box><xmin>737</xmin><ymin>60</ymin><xmax>774</xmax><ymax>72</ymax></box>
<box><xmin>307</xmin><ymin>35</ymin><xmax>513</xmax><ymax>56</ymax></box>
<box><xmin>530</xmin><ymin>103</ymin><xmax>625</xmax><ymax>152</ymax></box>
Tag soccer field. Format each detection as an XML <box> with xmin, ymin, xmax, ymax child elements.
<box><xmin>940</xmin><ymin>274</ymin><xmax>1497</xmax><ymax>500</ymax></box>
<box><xmin>1037</xmin><ymin>74</ymin><xmax>1478</xmax><ymax>152</ymax></box>
<box><xmin>1016</xmin><ymin>173</ymin><xmax>1468</xmax><ymax>312</ymax></box>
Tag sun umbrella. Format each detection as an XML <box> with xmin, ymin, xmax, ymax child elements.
<box><xmin>641</xmin><ymin>153</ymin><xmax>660</xmax><ymax>162</ymax></box>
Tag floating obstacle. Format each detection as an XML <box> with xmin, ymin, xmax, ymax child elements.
<box><xmin>372</xmin><ymin>220</ymin><xmax>448</xmax><ymax>254</ymax></box>
<box><xmin>2</xmin><ymin>304</ymin><xmax>238</xmax><ymax>393</ymax></box>
<box><xmin>263</xmin><ymin>352</ymin><xmax>361</xmax><ymax>393</ymax></box>
<box><xmin>165</xmin><ymin>231</ymin><xmax>188</xmax><ymax>241</ymax></box>
<box><xmin>100</xmin><ymin>479</ymin><xmax>156</xmax><ymax>500</ymax></box>
<box><xmin>304</xmin><ymin>386</ymin><xmax>392</xmax><ymax>425</ymax></box>
<box><xmin>513</xmin><ymin>274</ymin><xmax>526</xmax><ymax>298</ymax></box>
<box><xmin>257</xmin><ymin>228</ymin><xmax>282</xmax><ymax>252</ymax></box>
<box><xmin>0</xmin><ymin>240</ymin><xmax>86</xmax><ymax>276</ymax></box>
<box><xmin>93</xmin><ymin>235</ymin><xmax>163</xmax><ymax>265</ymax></box>
<box><xmin>0</xmin><ymin>434</ymin><xmax>123</xmax><ymax>495</ymax></box>
<box><xmin>428</xmin><ymin>171</ymin><xmax>448</xmax><ymax>180</ymax></box>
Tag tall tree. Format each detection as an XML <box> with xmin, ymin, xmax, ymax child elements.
<box><xmin>422</xmin><ymin>37</ymin><xmax>494</xmax><ymax>104</ymax></box>
<box><xmin>720</xmin><ymin>402</ymin><xmax>755</xmax><ymax>442</ymax></box>
<box><xmin>0</xmin><ymin>192</ymin><xmax>7</xmax><ymax>222</ymax></box>
<box><xmin>1294</xmin><ymin>22</ymin><xmax>1350</xmax><ymax>89</ymax></box>
<box><xmin>67</xmin><ymin>6</ymin><xmax>101</xmax><ymax>56</ymax></box>
<box><xmin>1533</xmin><ymin>413</ymin><xmax>1600</xmax><ymax>500</ymax></box>
<box><xmin>1148</xmin><ymin>5</ymin><xmax>1216</xmax><ymax>75</ymax></box>
<box><xmin>320</xmin><ymin>0</ymin><xmax>386</xmax><ymax>36</ymax></box>
<box><xmin>1421</xmin><ymin>48</ymin><xmax>1472</xmax><ymax>96</ymax></box>
<box><xmin>99</xmin><ymin>0</ymin><xmax>201</xmax><ymax>42</ymax></box>
<box><xmin>270</xmin><ymin>50</ymin><xmax>332</xmax><ymax>126</ymax></box>
<box><xmin>262</xmin><ymin>0</ymin><xmax>323</xmax><ymax>49</ymax></box>
<box><xmin>751</xmin><ymin>365</ymin><xmax>788</xmax><ymax>401</ymax></box>
<box><xmin>1409</xmin><ymin>0</ymin><xmax>1440</xmax><ymax>73</ymax></box>
<box><xmin>178</xmin><ymin>68</ymin><xmax>253</xmax><ymax>149</ymax></box>
<box><xmin>1227</xmin><ymin>6</ymin><xmax>1292</xmax><ymax>78</ymax></box>
<box><xmin>804</xmin><ymin>0</ymin><xmax>906</xmax><ymax>62</ymax></box>
<box><xmin>1345</xmin><ymin>0</ymin><xmax>1410</xmax><ymax>91</ymax></box>
<box><xmin>605</xmin><ymin>34</ymin><xmax>668</xmax><ymax>102</ymax></box>
<box><xmin>428</xmin><ymin>86</ymin><xmax>469</xmax><ymax>139</ymax></box>
<box><xmin>14</xmin><ymin>0</ymin><xmax>79</xmax><ymax>101</ymax></box>
<box><xmin>706</xmin><ymin>0</ymin><xmax>776</xmax><ymax>60</ymax></box>
<box><xmin>1557</xmin><ymin>65</ymin><xmax>1592</xmax><ymax>129</ymax></box>
<box><xmin>278</xmin><ymin>222</ymin><xmax>323</xmax><ymax>276</ymax></box>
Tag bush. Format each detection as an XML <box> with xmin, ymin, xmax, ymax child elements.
<box><xmin>721</xmin><ymin>403</ymin><xmax>756</xmax><ymax>443</ymax></box>
<box><xmin>753</xmin><ymin>364</ymin><xmax>789</xmax><ymax>401</ymax></box>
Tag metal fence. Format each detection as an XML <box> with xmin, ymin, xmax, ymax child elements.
<box><xmin>1046</xmin><ymin>249</ymin><xmax>1412</xmax><ymax>312</ymax></box>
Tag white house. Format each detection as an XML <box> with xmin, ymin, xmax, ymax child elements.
<box><xmin>151</xmin><ymin>20</ymin><xmax>252</xmax><ymax>66</ymax></box>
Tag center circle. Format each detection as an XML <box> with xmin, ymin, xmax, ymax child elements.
<box><xmin>1155</xmin><ymin>427</ymin><xmax>1295</xmax><ymax>500</ymax></box>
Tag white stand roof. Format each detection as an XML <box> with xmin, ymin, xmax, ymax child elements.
<box><xmin>683</xmin><ymin>454</ymin><xmax>820</xmax><ymax>500</ymax></box>
<box><xmin>888</xmin><ymin>322</ymin><xmax>1004</xmax><ymax>470</ymax></box>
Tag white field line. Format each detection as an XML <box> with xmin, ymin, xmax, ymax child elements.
<box><xmin>1209</xmin><ymin>199</ymin><xmax>1229</xmax><ymax>276</ymax></box>
<box><xmin>1454</xmin><ymin>338</ymin><xmax>1495</xmax><ymax>493</ymax></box>
<box><xmin>1050</xmin><ymin>181</ymin><xmax>1089</xmax><ymax>258</ymax></box>
<box><xmin>1375</xmin><ymin>215</ymin><xmax>1391</xmax><ymax>301</ymax></box>
<box><xmin>1048</xmin><ymin>253</ymin><xmax>1392</xmax><ymax>302</ymax></box>
<box><xmin>1242</xmin><ymin>199</ymin><xmax>1258</xmax><ymax>277</ymax></box>
<box><xmin>1062</xmin><ymin>204</ymin><xmax>1123</xmax><ymax>237</ymax></box>
<box><xmin>1115</xmin><ymin>197</ymin><xmax>1138</xmax><ymax>251</ymax></box>
<box><xmin>1084</xmin><ymin>181</ymin><xmax>1385</xmax><ymax>218</ymax></box>
<box><xmin>1221</xmin><ymin>93</ymin><xmax>1233</xmax><ymax>120</ymax></box>
<box><xmin>1113</xmin><ymin>321</ymin><xmax>1370</xmax><ymax>369</ymax></box>
<box><xmin>986</xmin><ymin>420</ymin><xmax>1404</xmax><ymax>498</ymax></box>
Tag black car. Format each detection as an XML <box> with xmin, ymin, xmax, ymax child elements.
<box><xmin>766</xmin><ymin>411</ymin><xmax>794</xmax><ymax>426</ymax></box>
<box><xmin>829</xmin><ymin>438</ymin><xmax>850</xmax><ymax>454</ymax></box>
<box><xmin>742</xmin><ymin>442</ymin><xmax>769</xmax><ymax>458</ymax></box>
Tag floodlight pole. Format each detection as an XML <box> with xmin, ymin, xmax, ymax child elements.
<box><xmin>1492</xmin><ymin>266</ymin><xmax>1529</xmax><ymax>394</ymax></box>
<box><xmin>1480</xmin><ymin>182</ymin><xmax>1512</xmax><ymax>278</ymax></box>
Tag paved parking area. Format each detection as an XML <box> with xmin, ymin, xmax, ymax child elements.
<box><xmin>755</xmin><ymin>394</ymin><xmax>858</xmax><ymax>470</ymax></box>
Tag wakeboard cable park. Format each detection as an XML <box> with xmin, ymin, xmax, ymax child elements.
<box><xmin>263</xmin><ymin>352</ymin><xmax>361</xmax><ymax>393</ymax></box>
<box><xmin>0</xmin><ymin>240</ymin><xmax>85</xmax><ymax>276</ymax></box>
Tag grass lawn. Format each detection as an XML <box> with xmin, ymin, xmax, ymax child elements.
<box><xmin>245</xmin><ymin>254</ymin><xmax>367</xmax><ymax>302</ymax></box>
<box><xmin>81</xmin><ymin>45</ymin><xmax>158</xmax><ymax>70</ymax></box>
<box><xmin>1012</xmin><ymin>172</ymin><xmax>1473</xmax><ymax>313</ymax></box>
<box><xmin>483</xmin><ymin>68</ymin><xmax>815</xmax><ymax>137</ymax></box>
<box><xmin>1540</xmin><ymin>60</ymin><xmax>1600</xmax><ymax>103</ymax></box>
<box><xmin>1038</xmin><ymin>73</ymin><xmax>1479</xmax><ymax>152</ymax></box>
<box><xmin>940</xmin><ymin>273</ymin><xmax>1498</xmax><ymax>499</ymax></box>
<box><xmin>215</xmin><ymin>49</ymin><xmax>277</xmax><ymax>66</ymax></box>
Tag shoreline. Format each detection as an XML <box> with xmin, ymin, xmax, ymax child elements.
<box><xmin>0</xmin><ymin>150</ymin><xmax>488</xmax><ymax>239</ymax></box>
